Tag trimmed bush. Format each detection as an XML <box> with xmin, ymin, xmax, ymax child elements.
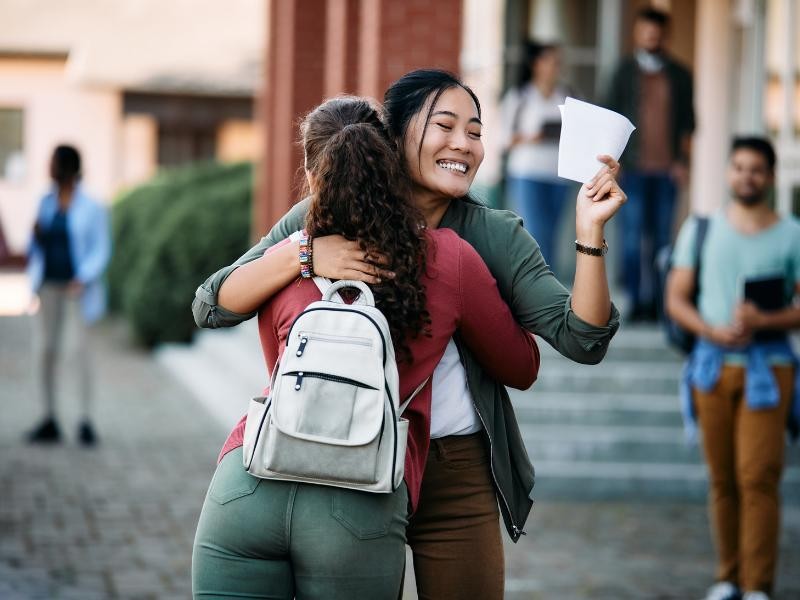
<box><xmin>108</xmin><ymin>162</ymin><xmax>253</xmax><ymax>345</ymax></box>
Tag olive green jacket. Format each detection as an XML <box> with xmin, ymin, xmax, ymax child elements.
<box><xmin>192</xmin><ymin>197</ymin><xmax>620</xmax><ymax>541</ymax></box>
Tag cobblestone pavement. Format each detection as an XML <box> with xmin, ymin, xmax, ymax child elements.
<box><xmin>1</xmin><ymin>316</ymin><xmax>798</xmax><ymax>599</ymax></box>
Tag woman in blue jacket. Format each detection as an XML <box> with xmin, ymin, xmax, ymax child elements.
<box><xmin>26</xmin><ymin>145</ymin><xmax>111</xmax><ymax>445</ymax></box>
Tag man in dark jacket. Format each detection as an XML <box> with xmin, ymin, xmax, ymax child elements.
<box><xmin>606</xmin><ymin>7</ymin><xmax>695</xmax><ymax>322</ymax></box>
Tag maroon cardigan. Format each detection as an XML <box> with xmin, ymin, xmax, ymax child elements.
<box><xmin>218</xmin><ymin>228</ymin><xmax>539</xmax><ymax>511</ymax></box>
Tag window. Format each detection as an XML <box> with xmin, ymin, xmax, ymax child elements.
<box><xmin>0</xmin><ymin>108</ymin><xmax>25</xmax><ymax>181</ymax></box>
<box><xmin>157</xmin><ymin>126</ymin><xmax>216</xmax><ymax>168</ymax></box>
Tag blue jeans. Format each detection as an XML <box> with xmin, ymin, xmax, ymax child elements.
<box><xmin>618</xmin><ymin>171</ymin><xmax>677</xmax><ymax>310</ymax></box>
<box><xmin>507</xmin><ymin>176</ymin><xmax>570</xmax><ymax>269</ymax></box>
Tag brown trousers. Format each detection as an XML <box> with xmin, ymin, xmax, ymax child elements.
<box><xmin>406</xmin><ymin>432</ymin><xmax>505</xmax><ymax>600</ymax></box>
<box><xmin>694</xmin><ymin>365</ymin><xmax>794</xmax><ymax>594</ymax></box>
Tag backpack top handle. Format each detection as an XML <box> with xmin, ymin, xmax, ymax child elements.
<box><xmin>321</xmin><ymin>279</ymin><xmax>375</xmax><ymax>307</ymax></box>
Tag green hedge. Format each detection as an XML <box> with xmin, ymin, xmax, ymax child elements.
<box><xmin>108</xmin><ymin>162</ymin><xmax>253</xmax><ymax>346</ymax></box>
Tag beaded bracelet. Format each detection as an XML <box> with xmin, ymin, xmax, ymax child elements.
<box><xmin>299</xmin><ymin>234</ymin><xmax>314</xmax><ymax>278</ymax></box>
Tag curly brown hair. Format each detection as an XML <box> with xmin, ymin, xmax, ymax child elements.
<box><xmin>301</xmin><ymin>96</ymin><xmax>431</xmax><ymax>362</ymax></box>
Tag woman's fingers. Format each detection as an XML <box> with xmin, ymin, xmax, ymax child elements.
<box><xmin>597</xmin><ymin>154</ymin><xmax>620</xmax><ymax>173</ymax></box>
<box><xmin>587</xmin><ymin>168</ymin><xmax>611</xmax><ymax>190</ymax></box>
<box><xmin>339</xmin><ymin>240</ymin><xmax>390</xmax><ymax>267</ymax></box>
<box><xmin>587</xmin><ymin>156</ymin><xmax>620</xmax><ymax>190</ymax></box>
<box><xmin>347</xmin><ymin>259</ymin><xmax>391</xmax><ymax>278</ymax></box>
<box><xmin>365</xmin><ymin>251</ymin><xmax>391</xmax><ymax>266</ymax></box>
<box><xmin>586</xmin><ymin>174</ymin><xmax>613</xmax><ymax>198</ymax></box>
<box><xmin>593</xmin><ymin>180</ymin><xmax>615</xmax><ymax>201</ymax></box>
<box><xmin>342</xmin><ymin>269</ymin><xmax>383</xmax><ymax>284</ymax></box>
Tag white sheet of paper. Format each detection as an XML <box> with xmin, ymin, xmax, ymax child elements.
<box><xmin>557</xmin><ymin>97</ymin><xmax>635</xmax><ymax>184</ymax></box>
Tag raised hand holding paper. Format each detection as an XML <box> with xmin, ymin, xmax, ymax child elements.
<box><xmin>557</xmin><ymin>97</ymin><xmax>635</xmax><ymax>183</ymax></box>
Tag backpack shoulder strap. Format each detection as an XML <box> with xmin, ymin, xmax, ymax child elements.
<box><xmin>691</xmin><ymin>216</ymin><xmax>710</xmax><ymax>298</ymax></box>
<box><xmin>398</xmin><ymin>377</ymin><xmax>430</xmax><ymax>416</ymax></box>
<box><xmin>312</xmin><ymin>276</ymin><xmax>332</xmax><ymax>295</ymax></box>
<box><xmin>266</xmin><ymin>355</ymin><xmax>281</xmax><ymax>397</ymax></box>
<box><xmin>693</xmin><ymin>216</ymin><xmax>710</xmax><ymax>271</ymax></box>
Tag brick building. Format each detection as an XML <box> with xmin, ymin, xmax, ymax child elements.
<box><xmin>256</xmin><ymin>0</ymin><xmax>465</xmax><ymax>233</ymax></box>
<box><xmin>256</xmin><ymin>0</ymin><xmax>800</xmax><ymax>239</ymax></box>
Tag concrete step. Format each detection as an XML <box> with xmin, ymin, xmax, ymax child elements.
<box><xmin>154</xmin><ymin>323</ymin><xmax>266</xmax><ymax>432</ymax></box>
<box><xmin>533</xmin><ymin>359</ymin><xmax>681</xmax><ymax>394</ymax></box>
<box><xmin>193</xmin><ymin>321</ymin><xmax>267</xmax><ymax>388</ymax></box>
<box><xmin>520</xmin><ymin>424</ymin><xmax>699</xmax><ymax>463</ymax></box>
<box><xmin>510</xmin><ymin>390</ymin><xmax>683</xmax><ymax>427</ymax></box>
<box><xmin>531</xmin><ymin>461</ymin><xmax>800</xmax><ymax>503</ymax></box>
<box><xmin>155</xmin><ymin>344</ymin><xmax>253</xmax><ymax>431</ymax></box>
<box><xmin>520</xmin><ymin>424</ymin><xmax>800</xmax><ymax>465</ymax></box>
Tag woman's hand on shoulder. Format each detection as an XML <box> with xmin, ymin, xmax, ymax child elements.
<box><xmin>575</xmin><ymin>155</ymin><xmax>626</xmax><ymax>239</ymax></box>
<box><xmin>312</xmin><ymin>235</ymin><xmax>395</xmax><ymax>284</ymax></box>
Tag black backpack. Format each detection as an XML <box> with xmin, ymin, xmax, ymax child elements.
<box><xmin>655</xmin><ymin>216</ymin><xmax>710</xmax><ymax>354</ymax></box>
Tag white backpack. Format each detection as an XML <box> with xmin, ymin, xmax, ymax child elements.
<box><xmin>242</xmin><ymin>278</ymin><xmax>423</xmax><ymax>493</ymax></box>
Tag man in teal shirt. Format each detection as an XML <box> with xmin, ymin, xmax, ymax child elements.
<box><xmin>666</xmin><ymin>137</ymin><xmax>800</xmax><ymax>600</ymax></box>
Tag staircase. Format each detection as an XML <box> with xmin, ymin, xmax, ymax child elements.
<box><xmin>515</xmin><ymin>325</ymin><xmax>800</xmax><ymax>502</ymax></box>
<box><xmin>155</xmin><ymin>319</ymin><xmax>266</xmax><ymax>432</ymax></box>
<box><xmin>158</xmin><ymin>321</ymin><xmax>800</xmax><ymax>502</ymax></box>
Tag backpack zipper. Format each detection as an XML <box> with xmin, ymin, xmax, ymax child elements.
<box><xmin>285</xmin><ymin>370</ymin><xmax>378</xmax><ymax>391</ymax></box>
<box><xmin>295</xmin><ymin>332</ymin><xmax>372</xmax><ymax>357</ymax></box>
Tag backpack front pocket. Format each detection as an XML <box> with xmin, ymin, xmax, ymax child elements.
<box><xmin>276</xmin><ymin>371</ymin><xmax>380</xmax><ymax>443</ymax></box>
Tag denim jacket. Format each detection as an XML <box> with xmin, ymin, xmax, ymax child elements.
<box><xmin>27</xmin><ymin>187</ymin><xmax>111</xmax><ymax>323</ymax></box>
<box><xmin>681</xmin><ymin>338</ymin><xmax>800</xmax><ymax>443</ymax></box>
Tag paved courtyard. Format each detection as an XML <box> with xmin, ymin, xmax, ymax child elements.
<box><xmin>1</xmin><ymin>315</ymin><xmax>798</xmax><ymax>599</ymax></box>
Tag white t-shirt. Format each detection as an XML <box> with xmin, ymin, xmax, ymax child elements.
<box><xmin>429</xmin><ymin>338</ymin><xmax>482</xmax><ymax>438</ymax></box>
<box><xmin>500</xmin><ymin>83</ymin><xmax>568</xmax><ymax>180</ymax></box>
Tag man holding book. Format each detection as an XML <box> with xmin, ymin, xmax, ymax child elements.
<box><xmin>666</xmin><ymin>137</ymin><xmax>800</xmax><ymax>600</ymax></box>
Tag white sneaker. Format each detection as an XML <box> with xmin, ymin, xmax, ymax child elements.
<box><xmin>701</xmin><ymin>581</ymin><xmax>741</xmax><ymax>600</ymax></box>
<box><xmin>742</xmin><ymin>592</ymin><xmax>770</xmax><ymax>600</ymax></box>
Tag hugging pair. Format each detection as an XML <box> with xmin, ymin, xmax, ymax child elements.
<box><xmin>191</xmin><ymin>69</ymin><xmax>623</xmax><ymax>599</ymax></box>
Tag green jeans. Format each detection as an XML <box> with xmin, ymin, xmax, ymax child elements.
<box><xmin>192</xmin><ymin>447</ymin><xmax>409</xmax><ymax>599</ymax></box>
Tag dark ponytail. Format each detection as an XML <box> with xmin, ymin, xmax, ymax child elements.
<box><xmin>302</xmin><ymin>97</ymin><xmax>430</xmax><ymax>361</ymax></box>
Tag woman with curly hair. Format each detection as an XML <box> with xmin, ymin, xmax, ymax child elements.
<box><xmin>190</xmin><ymin>96</ymin><xmax>539</xmax><ymax>599</ymax></box>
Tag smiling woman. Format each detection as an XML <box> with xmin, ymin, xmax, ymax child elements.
<box><xmin>402</xmin><ymin>87</ymin><xmax>485</xmax><ymax>225</ymax></box>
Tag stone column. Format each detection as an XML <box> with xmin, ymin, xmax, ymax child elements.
<box><xmin>690</xmin><ymin>0</ymin><xmax>733</xmax><ymax>214</ymax></box>
<box><xmin>255</xmin><ymin>0</ymin><xmax>327</xmax><ymax>237</ymax></box>
<box><xmin>776</xmin><ymin>0</ymin><xmax>797</xmax><ymax>216</ymax></box>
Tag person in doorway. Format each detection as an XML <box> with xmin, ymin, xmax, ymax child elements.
<box><xmin>607</xmin><ymin>7</ymin><xmax>695</xmax><ymax>321</ymax></box>
<box><xmin>500</xmin><ymin>40</ymin><xmax>572</xmax><ymax>272</ymax></box>
<box><xmin>666</xmin><ymin>137</ymin><xmax>800</xmax><ymax>600</ymax></box>
<box><xmin>26</xmin><ymin>145</ymin><xmax>111</xmax><ymax>445</ymax></box>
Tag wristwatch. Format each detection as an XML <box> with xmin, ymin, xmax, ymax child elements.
<box><xmin>575</xmin><ymin>239</ymin><xmax>608</xmax><ymax>256</ymax></box>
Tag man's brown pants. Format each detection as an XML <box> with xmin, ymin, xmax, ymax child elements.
<box><xmin>694</xmin><ymin>365</ymin><xmax>794</xmax><ymax>594</ymax></box>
